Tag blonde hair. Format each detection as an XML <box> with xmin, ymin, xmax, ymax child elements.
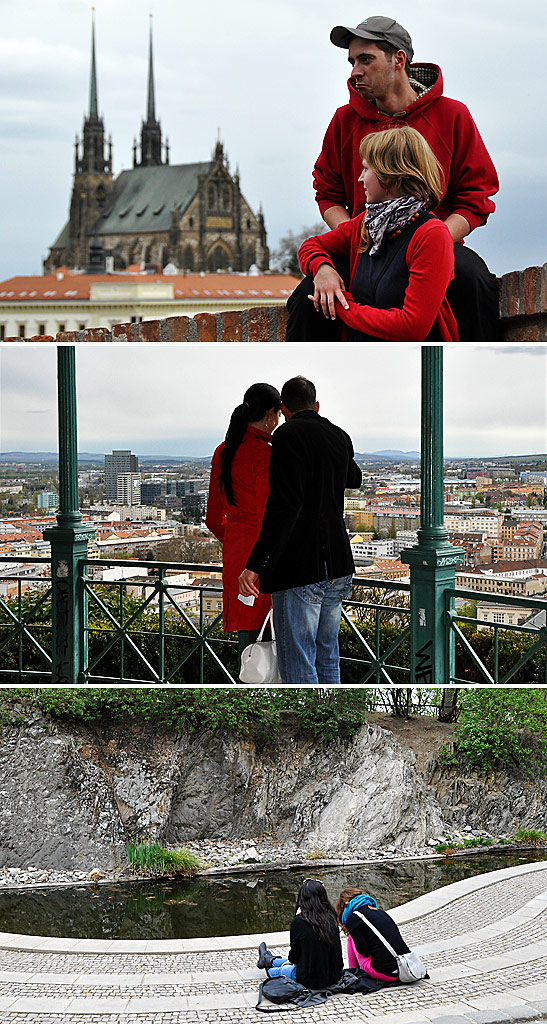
<box><xmin>359</xmin><ymin>126</ymin><xmax>443</xmax><ymax>251</ymax></box>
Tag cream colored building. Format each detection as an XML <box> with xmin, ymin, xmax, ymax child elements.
<box><xmin>0</xmin><ymin>271</ymin><xmax>298</xmax><ymax>340</ymax></box>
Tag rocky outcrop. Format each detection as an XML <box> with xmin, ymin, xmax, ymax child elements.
<box><xmin>0</xmin><ymin>711</ymin><xmax>545</xmax><ymax>870</ymax></box>
<box><xmin>429</xmin><ymin>763</ymin><xmax>547</xmax><ymax>835</ymax></box>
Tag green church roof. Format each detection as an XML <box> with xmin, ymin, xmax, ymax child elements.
<box><xmin>97</xmin><ymin>162</ymin><xmax>213</xmax><ymax>236</ymax></box>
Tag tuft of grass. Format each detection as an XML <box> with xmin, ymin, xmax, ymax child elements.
<box><xmin>513</xmin><ymin>828</ymin><xmax>547</xmax><ymax>845</ymax></box>
<box><xmin>127</xmin><ymin>841</ymin><xmax>201</xmax><ymax>877</ymax></box>
<box><xmin>434</xmin><ymin>829</ymin><xmax>547</xmax><ymax>856</ymax></box>
<box><xmin>306</xmin><ymin>849</ymin><xmax>326</xmax><ymax>860</ymax></box>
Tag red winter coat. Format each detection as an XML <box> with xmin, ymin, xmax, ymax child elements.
<box><xmin>313</xmin><ymin>65</ymin><xmax>498</xmax><ymax>231</ymax></box>
<box><xmin>206</xmin><ymin>426</ymin><xmax>273</xmax><ymax>631</ymax></box>
<box><xmin>299</xmin><ymin>213</ymin><xmax>458</xmax><ymax>342</ymax></box>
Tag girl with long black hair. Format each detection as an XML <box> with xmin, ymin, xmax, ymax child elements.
<box><xmin>206</xmin><ymin>383</ymin><xmax>281</xmax><ymax>660</ymax></box>
<box><xmin>257</xmin><ymin>878</ymin><xmax>343</xmax><ymax>990</ymax></box>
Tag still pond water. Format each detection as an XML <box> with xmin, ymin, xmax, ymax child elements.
<box><xmin>1</xmin><ymin>852</ymin><xmax>545</xmax><ymax>940</ymax></box>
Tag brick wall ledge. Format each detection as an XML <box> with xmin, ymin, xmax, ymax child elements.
<box><xmin>3</xmin><ymin>263</ymin><xmax>546</xmax><ymax>343</ymax></box>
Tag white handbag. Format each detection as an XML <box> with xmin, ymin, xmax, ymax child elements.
<box><xmin>354</xmin><ymin>910</ymin><xmax>427</xmax><ymax>983</ymax></box>
<box><xmin>239</xmin><ymin>609</ymin><xmax>282</xmax><ymax>684</ymax></box>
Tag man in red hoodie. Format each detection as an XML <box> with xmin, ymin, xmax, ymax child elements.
<box><xmin>287</xmin><ymin>16</ymin><xmax>500</xmax><ymax>342</ymax></box>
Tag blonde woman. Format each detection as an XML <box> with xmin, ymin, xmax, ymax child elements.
<box><xmin>298</xmin><ymin>126</ymin><xmax>458</xmax><ymax>342</ymax></box>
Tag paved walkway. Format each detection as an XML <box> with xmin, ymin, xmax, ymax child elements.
<box><xmin>1</xmin><ymin>861</ymin><xmax>547</xmax><ymax>1023</ymax></box>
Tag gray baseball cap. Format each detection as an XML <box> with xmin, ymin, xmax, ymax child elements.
<box><xmin>330</xmin><ymin>16</ymin><xmax>414</xmax><ymax>62</ymax></box>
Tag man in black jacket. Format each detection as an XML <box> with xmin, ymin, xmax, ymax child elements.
<box><xmin>239</xmin><ymin>376</ymin><xmax>362</xmax><ymax>684</ymax></box>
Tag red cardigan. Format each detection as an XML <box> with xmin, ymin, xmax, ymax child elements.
<box><xmin>206</xmin><ymin>426</ymin><xmax>273</xmax><ymax>631</ymax></box>
<box><xmin>298</xmin><ymin>213</ymin><xmax>458</xmax><ymax>342</ymax></box>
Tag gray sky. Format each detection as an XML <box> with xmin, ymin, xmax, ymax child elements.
<box><xmin>1</xmin><ymin>0</ymin><xmax>545</xmax><ymax>281</ymax></box>
<box><xmin>0</xmin><ymin>344</ymin><xmax>545</xmax><ymax>459</ymax></box>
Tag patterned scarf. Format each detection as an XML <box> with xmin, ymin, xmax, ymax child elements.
<box><xmin>341</xmin><ymin>893</ymin><xmax>378</xmax><ymax>926</ymax></box>
<box><xmin>365</xmin><ymin>195</ymin><xmax>427</xmax><ymax>255</ymax></box>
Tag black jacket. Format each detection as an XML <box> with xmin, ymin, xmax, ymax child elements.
<box><xmin>246</xmin><ymin>410</ymin><xmax>362</xmax><ymax>593</ymax></box>
<box><xmin>288</xmin><ymin>914</ymin><xmax>344</xmax><ymax>990</ymax></box>
<box><xmin>347</xmin><ymin>906</ymin><xmax>410</xmax><ymax>977</ymax></box>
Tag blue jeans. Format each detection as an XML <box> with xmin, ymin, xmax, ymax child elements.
<box><xmin>267</xmin><ymin>957</ymin><xmax>297</xmax><ymax>979</ymax></box>
<box><xmin>272</xmin><ymin>575</ymin><xmax>352</xmax><ymax>684</ymax></box>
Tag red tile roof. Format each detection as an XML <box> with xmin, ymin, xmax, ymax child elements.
<box><xmin>0</xmin><ymin>272</ymin><xmax>300</xmax><ymax>302</ymax></box>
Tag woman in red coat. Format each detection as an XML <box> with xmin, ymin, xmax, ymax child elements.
<box><xmin>299</xmin><ymin>126</ymin><xmax>458</xmax><ymax>342</ymax></box>
<box><xmin>206</xmin><ymin>383</ymin><xmax>281</xmax><ymax>661</ymax></box>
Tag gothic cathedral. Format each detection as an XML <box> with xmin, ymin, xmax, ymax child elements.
<box><xmin>44</xmin><ymin>19</ymin><xmax>269</xmax><ymax>274</ymax></box>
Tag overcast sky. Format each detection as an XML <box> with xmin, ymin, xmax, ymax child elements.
<box><xmin>1</xmin><ymin>0</ymin><xmax>545</xmax><ymax>282</ymax></box>
<box><xmin>0</xmin><ymin>344</ymin><xmax>545</xmax><ymax>459</ymax></box>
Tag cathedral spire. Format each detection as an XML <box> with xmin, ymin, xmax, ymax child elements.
<box><xmin>78</xmin><ymin>9</ymin><xmax>110</xmax><ymax>174</ymax></box>
<box><xmin>89</xmin><ymin>8</ymin><xmax>98</xmax><ymax>120</ymax></box>
<box><xmin>147</xmin><ymin>15</ymin><xmax>156</xmax><ymax>122</ymax></box>
<box><xmin>135</xmin><ymin>14</ymin><xmax>164</xmax><ymax>167</ymax></box>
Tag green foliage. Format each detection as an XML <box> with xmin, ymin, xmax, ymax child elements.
<box><xmin>126</xmin><ymin>841</ymin><xmax>201</xmax><ymax>877</ymax></box>
<box><xmin>0</xmin><ymin>688</ymin><xmax>377</xmax><ymax>741</ymax></box>
<box><xmin>513</xmin><ymin>828</ymin><xmax>547</xmax><ymax>845</ymax></box>
<box><xmin>453</xmin><ymin>689</ymin><xmax>547</xmax><ymax>771</ymax></box>
<box><xmin>435</xmin><ymin>829</ymin><xmax>546</xmax><ymax>855</ymax></box>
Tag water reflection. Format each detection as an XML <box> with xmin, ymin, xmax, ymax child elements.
<box><xmin>0</xmin><ymin>852</ymin><xmax>545</xmax><ymax>940</ymax></box>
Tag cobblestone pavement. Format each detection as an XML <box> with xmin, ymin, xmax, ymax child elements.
<box><xmin>1</xmin><ymin>861</ymin><xmax>547</xmax><ymax>1023</ymax></box>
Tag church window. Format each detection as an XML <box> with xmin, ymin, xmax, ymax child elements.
<box><xmin>222</xmin><ymin>186</ymin><xmax>230</xmax><ymax>209</ymax></box>
<box><xmin>188</xmin><ymin>216</ymin><xmax>194</xmax><ymax>228</ymax></box>
<box><xmin>58</xmin><ymin>323</ymin><xmax>66</xmax><ymax>333</ymax></box>
<box><xmin>208</xmin><ymin>186</ymin><xmax>216</xmax><ymax>209</ymax></box>
<box><xmin>18</xmin><ymin>324</ymin><xmax>25</xmax><ymax>338</ymax></box>
<box><xmin>38</xmin><ymin>324</ymin><xmax>46</xmax><ymax>335</ymax></box>
<box><xmin>245</xmin><ymin>246</ymin><xmax>256</xmax><ymax>270</ymax></box>
<box><xmin>246</xmin><ymin>218</ymin><xmax>251</xmax><ymax>229</ymax></box>
<box><xmin>182</xmin><ymin>246</ymin><xmax>194</xmax><ymax>271</ymax></box>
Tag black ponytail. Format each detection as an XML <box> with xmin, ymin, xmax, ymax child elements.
<box><xmin>219</xmin><ymin>383</ymin><xmax>281</xmax><ymax>505</ymax></box>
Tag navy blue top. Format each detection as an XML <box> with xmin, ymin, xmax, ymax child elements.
<box><xmin>348</xmin><ymin>212</ymin><xmax>439</xmax><ymax>342</ymax></box>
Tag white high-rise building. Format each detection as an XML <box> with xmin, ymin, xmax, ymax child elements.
<box><xmin>117</xmin><ymin>473</ymin><xmax>142</xmax><ymax>507</ymax></box>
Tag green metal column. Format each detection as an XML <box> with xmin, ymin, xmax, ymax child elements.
<box><xmin>43</xmin><ymin>347</ymin><xmax>94</xmax><ymax>683</ymax></box>
<box><xmin>400</xmin><ymin>347</ymin><xmax>464</xmax><ymax>684</ymax></box>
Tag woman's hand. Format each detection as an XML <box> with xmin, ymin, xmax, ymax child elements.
<box><xmin>309</xmin><ymin>264</ymin><xmax>349</xmax><ymax>320</ymax></box>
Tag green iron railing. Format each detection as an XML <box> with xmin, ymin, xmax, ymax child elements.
<box><xmin>1</xmin><ymin>558</ymin><xmax>412</xmax><ymax>683</ymax></box>
<box><xmin>3</xmin><ymin>557</ymin><xmax>547</xmax><ymax>684</ymax></box>
<box><xmin>0</xmin><ymin>557</ymin><xmax>53</xmax><ymax>680</ymax></box>
<box><xmin>445</xmin><ymin>587</ymin><xmax>547</xmax><ymax>684</ymax></box>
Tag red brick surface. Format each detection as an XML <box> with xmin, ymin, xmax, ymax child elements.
<box><xmin>27</xmin><ymin>335</ymin><xmax>55</xmax><ymax>343</ymax></box>
<box><xmin>56</xmin><ymin>331</ymin><xmax>83</xmax><ymax>344</ymax></box>
<box><xmin>500</xmin><ymin>270</ymin><xmax>521</xmax><ymax>319</ymax></box>
<box><xmin>194</xmin><ymin>312</ymin><xmax>217</xmax><ymax>342</ymax></box>
<box><xmin>112</xmin><ymin>323</ymin><xmax>132</xmax><ymax>341</ymax></box>
<box><xmin>165</xmin><ymin>316</ymin><xmax>193</xmax><ymax>342</ymax></box>
<box><xmin>275</xmin><ymin>306</ymin><xmax>289</xmax><ymax>342</ymax></box>
<box><xmin>540</xmin><ymin>265</ymin><xmax>547</xmax><ymax>318</ymax></box>
<box><xmin>523</xmin><ymin>267</ymin><xmax>539</xmax><ymax>316</ymax></box>
<box><xmin>139</xmin><ymin>320</ymin><xmax>162</xmax><ymax>343</ymax></box>
<box><xmin>501</xmin><ymin>319</ymin><xmax>543</xmax><ymax>342</ymax></box>
<box><xmin>247</xmin><ymin>306</ymin><xmax>270</xmax><ymax>342</ymax></box>
<box><xmin>81</xmin><ymin>327</ymin><xmax>111</xmax><ymax>343</ymax></box>
<box><xmin>219</xmin><ymin>310</ymin><xmax>243</xmax><ymax>343</ymax></box>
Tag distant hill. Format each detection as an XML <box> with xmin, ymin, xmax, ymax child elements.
<box><xmin>0</xmin><ymin>452</ymin><xmax>211</xmax><ymax>464</ymax></box>
<box><xmin>355</xmin><ymin>450</ymin><xmax>421</xmax><ymax>462</ymax></box>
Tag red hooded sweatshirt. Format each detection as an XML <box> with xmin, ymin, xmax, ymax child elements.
<box><xmin>313</xmin><ymin>64</ymin><xmax>498</xmax><ymax>233</ymax></box>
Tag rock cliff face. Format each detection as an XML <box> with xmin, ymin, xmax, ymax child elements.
<box><xmin>0</xmin><ymin>712</ymin><xmax>545</xmax><ymax>870</ymax></box>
